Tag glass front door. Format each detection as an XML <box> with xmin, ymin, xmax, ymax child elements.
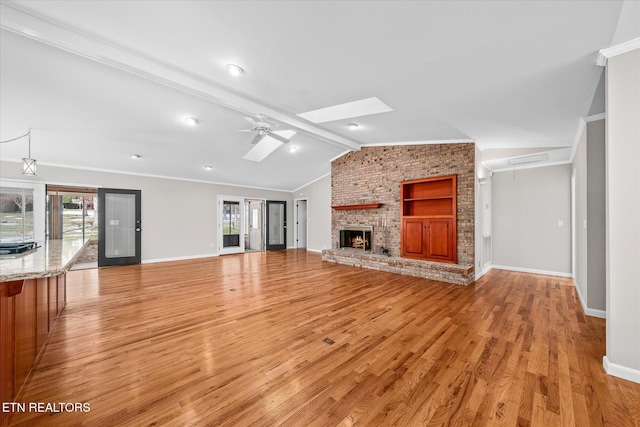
<box><xmin>266</xmin><ymin>200</ymin><xmax>286</xmax><ymax>250</ymax></box>
<box><xmin>98</xmin><ymin>188</ymin><xmax>141</xmax><ymax>266</ymax></box>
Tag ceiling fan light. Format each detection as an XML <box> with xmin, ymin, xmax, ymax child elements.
<box><xmin>184</xmin><ymin>117</ymin><xmax>198</xmax><ymax>126</ymax></box>
<box><xmin>226</xmin><ymin>64</ymin><xmax>244</xmax><ymax>76</ymax></box>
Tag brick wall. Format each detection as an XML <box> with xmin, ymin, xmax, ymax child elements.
<box><xmin>330</xmin><ymin>143</ymin><xmax>475</xmax><ymax>267</ymax></box>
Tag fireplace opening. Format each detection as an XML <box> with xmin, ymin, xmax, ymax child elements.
<box><xmin>339</xmin><ymin>226</ymin><xmax>373</xmax><ymax>252</ymax></box>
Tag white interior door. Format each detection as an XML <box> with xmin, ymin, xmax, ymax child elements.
<box><xmin>295</xmin><ymin>199</ymin><xmax>307</xmax><ymax>249</ymax></box>
<box><xmin>248</xmin><ymin>200</ymin><xmax>263</xmax><ymax>251</ymax></box>
<box><xmin>218</xmin><ymin>196</ymin><xmax>245</xmax><ymax>255</ymax></box>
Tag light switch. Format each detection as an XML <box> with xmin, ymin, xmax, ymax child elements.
<box><xmin>557</xmin><ymin>220</ymin><xmax>564</xmax><ymax>227</ymax></box>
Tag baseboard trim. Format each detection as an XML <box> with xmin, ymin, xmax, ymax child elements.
<box><xmin>306</xmin><ymin>248</ymin><xmax>323</xmax><ymax>253</ymax></box>
<box><xmin>492</xmin><ymin>265</ymin><xmax>572</xmax><ymax>278</ymax></box>
<box><xmin>475</xmin><ymin>265</ymin><xmax>492</xmax><ymax>280</ymax></box>
<box><xmin>603</xmin><ymin>356</ymin><xmax>640</xmax><ymax>384</ymax></box>
<box><xmin>573</xmin><ymin>279</ymin><xmax>607</xmax><ymax>319</ymax></box>
<box><xmin>142</xmin><ymin>253</ymin><xmax>219</xmax><ymax>264</ymax></box>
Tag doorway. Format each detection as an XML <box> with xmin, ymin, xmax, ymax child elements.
<box><xmin>266</xmin><ymin>200</ymin><xmax>286</xmax><ymax>250</ymax></box>
<box><xmin>245</xmin><ymin>199</ymin><xmax>264</xmax><ymax>252</ymax></box>
<box><xmin>294</xmin><ymin>199</ymin><xmax>308</xmax><ymax>249</ymax></box>
<box><xmin>98</xmin><ymin>188</ymin><xmax>142</xmax><ymax>267</ymax></box>
<box><xmin>46</xmin><ymin>185</ymin><xmax>99</xmax><ymax>269</ymax></box>
<box><xmin>218</xmin><ymin>196</ymin><xmax>245</xmax><ymax>255</ymax></box>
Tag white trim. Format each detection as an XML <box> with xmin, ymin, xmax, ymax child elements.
<box><xmin>217</xmin><ymin>195</ymin><xmax>246</xmax><ymax>255</ymax></box>
<box><xmin>1</xmin><ymin>158</ymin><xmax>295</xmax><ymax>193</ymax></box>
<box><xmin>569</xmin><ymin>114</ymin><xmax>606</xmax><ymax>164</ymax></box>
<box><xmin>475</xmin><ymin>265</ymin><xmax>492</xmax><ymax>280</ymax></box>
<box><xmin>0</xmin><ymin>2</ymin><xmax>360</xmax><ymax>152</ymax></box>
<box><xmin>329</xmin><ymin>149</ymin><xmax>353</xmax><ymax>163</ymax></box>
<box><xmin>293</xmin><ymin>198</ymin><xmax>308</xmax><ymax>250</ymax></box>
<box><xmin>603</xmin><ymin>356</ymin><xmax>640</xmax><ymax>384</ymax></box>
<box><xmin>362</xmin><ymin>138</ymin><xmax>475</xmax><ymax>147</ymax></box>
<box><xmin>570</xmin><ymin>118</ymin><xmax>588</xmax><ymax>165</ymax></box>
<box><xmin>492</xmin><ymin>265</ymin><xmax>572</xmax><ymax>278</ymax></box>
<box><xmin>573</xmin><ymin>278</ymin><xmax>607</xmax><ymax>319</ymax></box>
<box><xmin>584</xmin><ymin>113</ymin><xmax>606</xmax><ymax>123</ymax></box>
<box><xmin>596</xmin><ymin>38</ymin><xmax>640</xmax><ymax>66</ymax></box>
<box><xmin>0</xmin><ymin>179</ymin><xmax>46</xmax><ymax>242</ymax></box>
<box><xmin>489</xmin><ymin>159</ymin><xmax>572</xmax><ymax>173</ymax></box>
<box><xmin>306</xmin><ymin>248</ymin><xmax>322</xmax><ymax>253</ymax></box>
<box><xmin>292</xmin><ymin>172</ymin><xmax>330</xmax><ymax>193</ymax></box>
<box><xmin>142</xmin><ymin>253</ymin><xmax>219</xmax><ymax>264</ymax></box>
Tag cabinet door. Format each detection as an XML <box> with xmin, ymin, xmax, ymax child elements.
<box><xmin>425</xmin><ymin>219</ymin><xmax>455</xmax><ymax>262</ymax></box>
<box><xmin>402</xmin><ymin>218</ymin><xmax>425</xmax><ymax>257</ymax></box>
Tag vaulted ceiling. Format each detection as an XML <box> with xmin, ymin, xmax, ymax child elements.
<box><xmin>1</xmin><ymin>1</ymin><xmax>637</xmax><ymax>191</ymax></box>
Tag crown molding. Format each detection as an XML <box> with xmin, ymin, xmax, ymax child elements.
<box><xmin>0</xmin><ymin>2</ymin><xmax>360</xmax><ymax>152</ymax></box>
<box><xmin>569</xmin><ymin>113</ymin><xmax>606</xmax><ymax>163</ymax></box>
<box><xmin>584</xmin><ymin>112</ymin><xmax>606</xmax><ymax>123</ymax></box>
<box><xmin>362</xmin><ymin>138</ymin><xmax>475</xmax><ymax>147</ymax></box>
<box><xmin>596</xmin><ymin>38</ymin><xmax>640</xmax><ymax>66</ymax></box>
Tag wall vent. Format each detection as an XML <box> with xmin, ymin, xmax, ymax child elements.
<box><xmin>507</xmin><ymin>154</ymin><xmax>548</xmax><ymax>166</ymax></box>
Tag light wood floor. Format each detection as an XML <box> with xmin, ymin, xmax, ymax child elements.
<box><xmin>7</xmin><ymin>250</ymin><xmax>640</xmax><ymax>426</ymax></box>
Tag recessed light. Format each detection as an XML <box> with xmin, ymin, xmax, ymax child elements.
<box><xmin>226</xmin><ymin>64</ymin><xmax>244</xmax><ymax>76</ymax></box>
<box><xmin>347</xmin><ymin>123</ymin><xmax>359</xmax><ymax>130</ymax></box>
<box><xmin>184</xmin><ymin>117</ymin><xmax>198</xmax><ymax>126</ymax></box>
<box><xmin>204</xmin><ymin>165</ymin><xmax>214</xmax><ymax>171</ymax></box>
<box><xmin>130</xmin><ymin>154</ymin><xmax>141</xmax><ymax>159</ymax></box>
<box><xmin>289</xmin><ymin>146</ymin><xmax>297</xmax><ymax>153</ymax></box>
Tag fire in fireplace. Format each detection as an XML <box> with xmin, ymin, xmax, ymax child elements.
<box><xmin>339</xmin><ymin>226</ymin><xmax>373</xmax><ymax>252</ymax></box>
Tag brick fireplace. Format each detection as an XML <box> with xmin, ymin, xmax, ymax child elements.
<box><xmin>322</xmin><ymin>143</ymin><xmax>475</xmax><ymax>285</ymax></box>
<box><xmin>339</xmin><ymin>226</ymin><xmax>373</xmax><ymax>252</ymax></box>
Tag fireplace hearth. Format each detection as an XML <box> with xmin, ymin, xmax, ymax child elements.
<box><xmin>339</xmin><ymin>226</ymin><xmax>373</xmax><ymax>252</ymax></box>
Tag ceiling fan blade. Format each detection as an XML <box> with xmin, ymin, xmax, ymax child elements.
<box><xmin>268</xmin><ymin>132</ymin><xmax>289</xmax><ymax>144</ymax></box>
<box><xmin>250</xmin><ymin>133</ymin><xmax>265</xmax><ymax>144</ymax></box>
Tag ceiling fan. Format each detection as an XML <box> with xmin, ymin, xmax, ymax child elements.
<box><xmin>240</xmin><ymin>115</ymin><xmax>296</xmax><ymax>162</ymax></box>
<box><xmin>242</xmin><ymin>115</ymin><xmax>290</xmax><ymax>144</ymax></box>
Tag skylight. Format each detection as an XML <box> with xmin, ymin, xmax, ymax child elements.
<box><xmin>297</xmin><ymin>97</ymin><xmax>393</xmax><ymax>124</ymax></box>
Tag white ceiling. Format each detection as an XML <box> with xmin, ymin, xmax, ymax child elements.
<box><xmin>0</xmin><ymin>1</ymin><xmax>637</xmax><ymax>191</ymax></box>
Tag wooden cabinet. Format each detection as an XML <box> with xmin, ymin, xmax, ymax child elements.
<box><xmin>1</xmin><ymin>276</ymin><xmax>67</xmax><ymax>427</ymax></box>
<box><xmin>401</xmin><ymin>175</ymin><xmax>457</xmax><ymax>263</ymax></box>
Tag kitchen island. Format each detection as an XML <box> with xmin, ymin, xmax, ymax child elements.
<box><xmin>0</xmin><ymin>238</ymin><xmax>88</xmax><ymax>427</ymax></box>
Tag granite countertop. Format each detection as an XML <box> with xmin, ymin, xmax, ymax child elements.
<box><xmin>0</xmin><ymin>238</ymin><xmax>89</xmax><ymax>282</ymax></box>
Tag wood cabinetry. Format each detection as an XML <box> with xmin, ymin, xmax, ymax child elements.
<box><xmin>401</xmin><ymin>175</ymin><xmax>457</xmax><ymax>263</ymax></box>
<box><xmin>1</xmin><ymin>275</ymin><xmax>67</xmax><ymax>427</ymax></box>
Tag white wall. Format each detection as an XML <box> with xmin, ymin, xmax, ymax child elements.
<box><xmin>0</xmin><ymin>160</ymin><xmax>293</xmax><ymax>262</ymax></box>
<box><xmin>604</xmin><ymin>48</ymin><xmax>640</xmax><ymax>383</ymax></box>
<box><xmin>586</xmin><ymin>120</ymin><xmax>606</xmax><ymax>311</ymax></box>
<box><xmin>293</xmin><ymin>174</ymin><xmax>331</xmax><ymax>252</ymax></box>
<box><xmin>475</xmin><ymin>146</ymin><xmax>492</xmax><ymax>279</ymax></box>
<box><xmin>573</xmin><ymin>119</ymin><xmax>607</xmax><ymax>317</ymax></box>
<box><xmin>574</xmin><ymin>124</ymin><xmax>589</xmax><ymax>306</ymax></box>
<box><xmin>492</xmin><ymin>164</ymin><xmax>572</xmax><ymax>275</ymax></box>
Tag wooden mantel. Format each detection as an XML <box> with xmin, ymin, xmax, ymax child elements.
<box><xmin>331</xmin><ymin>203</ymin><xmax>382</xmax><ymax>211</ymax></box>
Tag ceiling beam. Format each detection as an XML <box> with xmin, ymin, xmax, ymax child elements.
<box><xmin>0</xmin><ymin>2</ymin><xmax>361</xmax><ymax>152</ymax></box>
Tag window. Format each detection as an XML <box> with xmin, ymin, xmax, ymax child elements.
<box><xmin>0</xmin><ymin>187</ymin><xmax>34</xmax><ymax>243</ymax></box>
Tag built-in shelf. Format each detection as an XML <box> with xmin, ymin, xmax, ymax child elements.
<box><xmin>331</xmin><ymin>203</ymin><xmax>382</xmax><ymax>210</ymax></box>
<box><xmin>401</xmin><ymin>175</ymin><xmax>457</xmax><ymax>263</ymax></box>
